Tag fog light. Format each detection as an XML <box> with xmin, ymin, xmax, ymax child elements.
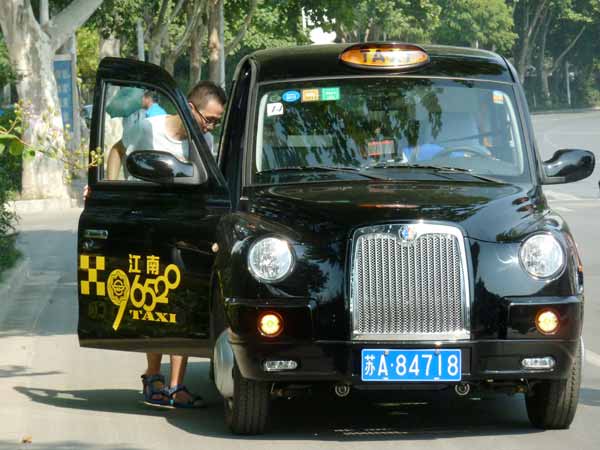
<box><xmin>536</xmin><ymin>309</ymin><xmax>560</xmax><ymax>335</ymax></box>
<box><xmin>522</xmin><ymin>357</ymin><xmax>556</xmax><ymax>370</ymax></box>
<box><xmin>258</xmin><ymin>312</ymin><xmax>283</xmax><ymax>337</ymax></box>
<box><xmin>263</xmin><ymin>360</ymin><xmax>298</xmax><ymax>372</ymax></box>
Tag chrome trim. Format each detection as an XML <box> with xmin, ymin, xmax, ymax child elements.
<box><xmin>83</xmin><ymin>229</ymin><xmax>108</xmax><ymax>240</ymax></box>
<box><xmin>349</xmin><ymin>223</ymin><xmax>471</xmax><ymax>341</ymax></box>
<box><xmin>214</xmin><ymin>330</ymin><xmax>234</xmax><ymax>398</ymax></box>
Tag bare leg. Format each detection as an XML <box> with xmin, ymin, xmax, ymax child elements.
<box><xmin>169</xmin><ymin>355</ymin><xmax>200</xmax><ymax>404</ymax></box>
<box><xmin>145</xmin><ymin>353</ymin><xmax>163</xmax><ymax>375</ymax></box>
<box><xmin>106</xmin><ymin>141</ymin><xmax>125</xmax><ymax>180</ymax></box>
<box><xmin>143</xmin><ymin>353</ymin><xmax>168</xmax><ymax>403</ymax></box>
<box><xmin>169</xmin><ymin>355</ymin><xmax>188</xmax><ymax>387</ymax></box>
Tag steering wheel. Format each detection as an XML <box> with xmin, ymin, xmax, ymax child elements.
<box><xmin>431</xmin><ymin>145</ymin><xmax>493</xmax><ymax>160</ymax></box>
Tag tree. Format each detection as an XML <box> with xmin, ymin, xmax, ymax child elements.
<box><xmin>303</xmin><ymin>0</ymin><xmax>441</xmax><ymax>43</ymax></box>
<box><xmin>0</xmin><ymin>0</ymin><xmax>103</xmax><ymax>199</ymax></box>
<box><xmin>513</xmin><ymin>0</ymin><xmax>551</xmax><ymax>83</ymax></box>
<box><xmin>207</xmin><ymin>0</ymin><xmax>258</xmax><ymax>86</ymax></box>
<box><xmin>537</xmin><ymin>0</ymin><xmax>600</xmax><ymax>103</ymax></box>
<box><xmin>434</xmin><ymin>0</ymin><xmax>517</xmax><ymax>54</ymax></box>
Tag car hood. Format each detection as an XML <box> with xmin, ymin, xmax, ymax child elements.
<box><xmin>242</xmin><ymin>180</ymin><xmax>548</xmax><ymax>243</ymax></box>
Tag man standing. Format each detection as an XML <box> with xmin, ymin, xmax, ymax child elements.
<box><xmin>105</xmin><ymin>81</ymin><xmax>226</xmax><ymax>408</ymax></box>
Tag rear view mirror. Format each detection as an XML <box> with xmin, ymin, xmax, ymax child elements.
<box><xmin>542</xmin><ymin>149</ymin><xmax>595</xmax><ymax>185</ymax></box>
<box><xmin>126</xmin><ymin>150</ymin><xmax>200</xmax><ymax>184</ymax></box>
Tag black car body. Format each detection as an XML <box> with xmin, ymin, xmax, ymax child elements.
<box><xmin>78</xmin><ymin>43</ymin><xmax>594</xmax><ymax>434</ymax></box>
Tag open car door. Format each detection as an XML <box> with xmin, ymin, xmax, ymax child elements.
<box><xmin>77</xmin><ymin>58</ymin><xmax>230</xmax><ymax>356</ymax></box>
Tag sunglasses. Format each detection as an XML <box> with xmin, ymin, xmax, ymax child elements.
<box><xmin>190</xmin><ymin>103</ymin><xmax>221</xmax><ymax>126</ymax></box>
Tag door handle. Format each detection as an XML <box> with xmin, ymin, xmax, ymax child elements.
<box><xmin>83</xmin><ymin>229</ymin><xmax>108</xmax><ymax>240</ymax></box>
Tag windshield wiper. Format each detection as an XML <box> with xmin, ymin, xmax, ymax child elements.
<box><xmin>366</xmin><ymin>162</ymin><xmax>505</xmax><ymax>184</ymax></box>
<box><xmin>256</xmin><ymin>165</ymin><xmax>386</xmax><ymax>180</ymax></box>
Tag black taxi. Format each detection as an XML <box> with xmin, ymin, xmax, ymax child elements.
<box><xmin>78</xmin><ymin>43</ymin><xmax>594</xmax><ymax>434</ymax></box>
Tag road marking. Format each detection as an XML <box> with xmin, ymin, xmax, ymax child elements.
<box><xmin>586</xmin><ymin>349</ymin><xmax>600</xmax><ymax>368</ymax></box>
<box><xmin>554</xmin><ymin>206</ymin><xmax>574</xmax><ymax>212</ymax></box>
<box><xmin>544</xmin><ymin>190</ymin><xmax>581</xmax><ymax>201</ymax></box>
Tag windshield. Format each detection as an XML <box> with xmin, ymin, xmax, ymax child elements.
<box><xmin>252</xmin><ymin>78</ymin><xmax>530</xmax><ymax>185</ymax></box>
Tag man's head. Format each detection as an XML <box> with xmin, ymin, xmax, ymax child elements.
<box><xmin>187</xmin><ymin>81</ymin><xmax>227</xmax><ymax>133</ymax></box>
<box><xmin>142</xmin><ymin>90</ymin><xmax>157</xmax><ymax>109</ymax></box>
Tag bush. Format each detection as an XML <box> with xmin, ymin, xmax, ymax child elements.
<box><xmin>0</xmin><ymin>163</ymin><xmax>20</xmax><ymax>277</ymax></box>
<box><xmin>0</xmin><ymin>107</ymin><xmax>21</xmax><ymax>277</ymax></box>
<box><xmin>0</xmin><ymin>107</ymin><xmax>22</xmax><ymax>194</ymax></box>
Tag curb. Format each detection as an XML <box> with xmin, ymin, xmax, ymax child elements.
<box><xmin>531</xmin><ymin>106</ymin><xmax>600</xmax><ymax>116</ymax></box>
<box><xmin>6</xmin><ymin>197</ymin><xmax>82</xmax><ymax>216</ymax></box>
<box><xmin>0</xmin><ymin>257</ymin><xmax>29</xmax><ymax>316</ymax></box>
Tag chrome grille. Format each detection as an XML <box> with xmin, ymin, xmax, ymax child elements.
<box><xmin>350</xmin><ymin>224</ymin><xmax>470</xmax><ymax>340</ymax></box>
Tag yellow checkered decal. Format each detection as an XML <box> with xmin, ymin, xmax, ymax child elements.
<box><xmin>80</xmin><ymin>255</ymin><xmax>106</xmax><ymax>296</ymax></box>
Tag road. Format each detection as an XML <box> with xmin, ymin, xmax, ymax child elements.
<box><xmin>1</xmin><ymin>112</ymin><xmax>600</xmax><ymax>450</ymax></box>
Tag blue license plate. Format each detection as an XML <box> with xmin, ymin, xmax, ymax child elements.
<box><xmin>361</xmin><ymin>349</ymin><xmax>462</xmax><ymax>382</ymax></box>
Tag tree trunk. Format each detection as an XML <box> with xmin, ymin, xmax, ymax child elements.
<box><xmin>538</xmin><ymin>13</ymin><xmax>552</xmax><ymax>105</ymax></box>
<box><xmin>148</xmin><ymin>40</ymin><xmax>163</xmax><ymax>66</ymax></box>
<box><xmin>515</xmin><ymin>0</ymin><xmax>548</xmax><ymax>83</ymax></box>
<box><xmin>207</xmin><ymin>0</ymin><xmax>224</xmax><ymax>85</ymax></box>
<box><xmin>0</xmin><ymin>0</ymin><xmax>103</xmax><ymax>199</ymax></box>
<box><xmin>190</xmin><ymin>24</ymin><xmax>204</xmax><ymax>85</ymax></box>
<box><xmin>100</xmin><ymin>34</ymin><xmax>121</xmax><ymax>59</ymax></box>
<box><xmin>164</xmin><ymin>54</ymin><xmax>176</xmax><ymax>76</ymax></box>
<box><xmin>1</xmin><ymin>2</ymin><xmax>67</xmax><ymax>199</ymax></box>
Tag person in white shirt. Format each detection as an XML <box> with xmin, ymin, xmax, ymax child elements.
<box><xmin>106</xmin><ymin>81</ymin><xmax>226</xmax><ymax>408</ymax></box>
<box><xmin>107</xmin><ymin>81</ymin><xmax>225</xmax><ymax>181</ymax></box>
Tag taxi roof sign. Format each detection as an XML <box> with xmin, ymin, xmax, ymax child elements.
<box><xmin>340</xmin><ymin>43</ymin><xmax>430</xmax><ymax>70</ymax></box>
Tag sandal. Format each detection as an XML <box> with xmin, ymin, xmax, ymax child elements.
<box><xmin>166</xmin><ymin>384</ymin><xmax>205</xmax><ymax>409</ymax></box>
<box><xmin>141</xmin><ymin>374</ymin><xmax>171</xmax><ymax>407</ymax></box>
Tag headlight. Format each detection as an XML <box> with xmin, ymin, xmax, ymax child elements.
<box><xmin>248</xmin><ymin>237</ymin><xmax>294</xmax><ymax>283</ymax></box>
<box><xmin>519</xmin><ymin>233</ymin><xmax>565</xmax><ymax>279</ymax></box>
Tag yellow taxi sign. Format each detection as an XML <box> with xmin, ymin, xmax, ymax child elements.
<box><xmin>340</xmin><ymin>43</ymin><xmax>429</xmax><ymax>70</ymax></box>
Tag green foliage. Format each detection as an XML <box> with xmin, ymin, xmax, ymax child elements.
<box><xmin>0</xmin><ymin>102</ymin><xmax>102</xmax><ymax>185</ymax></box>
<box><xmin>76</xmin><ymin>26</ymin><xmax>101</xmax><ymax>104</ymax></box>
<box><xmin>0</xmin><ymin>35</ymin><xmax>15</xmax><ymax>89</ymax></box>
<box><xmin>304</xmin><ymin>0</ymin><xmax>441</xmax><ymax>42</ymax></box>
<box><xmin>0</xmin><ymin>107</ymin><xmax>20</xmax><ymax>277</ymax></box>
<box><xmin>434</xmin><ymin>0</ymin><xmax>517</xmax><ymax>54</ymax></box>
<box><xmin>0</xmin><ymin>108</ymin><xmax>22</xmax><ymax>194</ymax></box>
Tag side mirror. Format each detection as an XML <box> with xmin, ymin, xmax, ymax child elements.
<box><xmin>126</xmin><ymin>150</ymin><xmax>200</xmax><ymax>184</ymax></box>
<box><xmin>542</xmin><ymin>149</ymin><xmax>595</xmax><ymax>185</ymax></box>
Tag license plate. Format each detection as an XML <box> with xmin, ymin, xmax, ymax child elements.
<box><xmin>361</xmin><ymin>349</ymin><xmax>462</xmax><ymax>382</ymax></box>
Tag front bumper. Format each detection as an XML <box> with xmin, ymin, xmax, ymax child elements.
<box><xmin>231</xmin><ymin>338</ymin><xmax>580</xmax><ymax>383</ymax></box>
<box><xmin>225</xmin><ymin>296</ymin><xmax>582</xmax><ymax>385</ymax></box>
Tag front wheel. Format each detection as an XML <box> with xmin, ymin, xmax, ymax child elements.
<box><xmin>224</xmin><ymin>365</ymin><xmax>271</xmax><ymax>435</ymax></box>
<box><xmin>525</xmin><ymin>342</ymin><xmax>581</xmax><ymax>429</ymax></box>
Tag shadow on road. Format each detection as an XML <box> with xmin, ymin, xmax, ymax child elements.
<box><xmin>580</xmin><ymin>387</ymin><xmax>600</xmax><ymax>407</ymax></box>
<box><xmin>0</xmin><ymin>365</ymin><xmax>61</xmax><ymax>379</ymax></box>
<box><xmin>14</xmin><ymin>371</ymin><xmax>543</xmax><ymax>442</ymax></box>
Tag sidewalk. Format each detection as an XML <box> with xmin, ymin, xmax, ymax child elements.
<box><xmin>531</xmin><ymin>106</ymin><xmax>600</xmax><ymax>115</ymax></box>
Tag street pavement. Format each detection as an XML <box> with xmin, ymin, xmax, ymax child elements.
<box><xmin>1</xmin><ymin>112</ymin><xmax>600</xmax><ymax>449</ymax></box>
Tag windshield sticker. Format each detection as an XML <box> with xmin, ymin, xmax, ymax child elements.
<box><xmin>320</xmin><ymin>87</ymin><xmax>340</xmax><ymax>101</ymax></box>
<box><xmin>79</xmin><ymin>253</ymin><xmax>181</xmax><ymax>331</ymax></box>
<box><xmin>301</xmin><ymin>88</ymin><xmax>320</xmax><ymax>102</ymax></box>
<box><xmin>268</xmin><ymin>93</ymin><xmax>282</xmax><ymax>102</ymax></box>
<box><xmin>282</xmin><ymin>90</ymin><xmax>301</xmax><ymax>103</ymax></box>
<box><xmin>266</xmin><ymin>102</ymin><xmax>284</xmax><ymax>116</ymax></box>
<box><xmin>493</xmin><ymin>91</ymin><xmax>505</xmax><ymax>104</ymax></box>
<box><xmin>367</xmin><ymin>140</ymin><xmax>395</xmax><ymax>157</ymax></box>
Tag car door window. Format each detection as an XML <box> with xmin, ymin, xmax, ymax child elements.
<box><xmin>100</xmin><ymin>83</ymin><xmax>192</xmax><ymax>181</ymax></box>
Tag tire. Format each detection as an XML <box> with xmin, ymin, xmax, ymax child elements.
<box><xmin>224</xmin><ymin>365</ymin><xmax>271</xmax><ymax>435</ymax></box>
<box><xmin>525</xmin><ymin>342</ymin><xmax>582</xmax><ymax>429</ymax></box>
